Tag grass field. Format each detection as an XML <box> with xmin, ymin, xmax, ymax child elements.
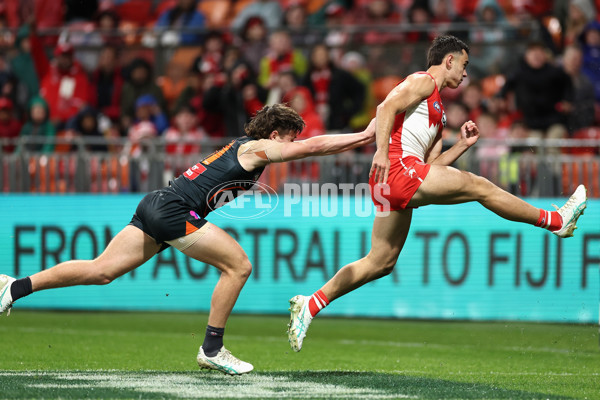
<box><xmin>0</xmin><ymin>311</ymin><xmax>599</xmax><ymax>399</ymax></box>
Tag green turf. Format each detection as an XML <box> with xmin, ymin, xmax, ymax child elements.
<box><xmin>0</xmin><ymin>311</ymin><xmax>598</xmax><ymax>399</ymax></box>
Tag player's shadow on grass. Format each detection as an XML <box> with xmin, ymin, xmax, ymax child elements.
<box><xmin>274</xmin><ymin>371</ymin><xmax>574</xmax><ymax>400</ymax></box>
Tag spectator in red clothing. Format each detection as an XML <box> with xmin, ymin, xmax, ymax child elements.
<box><xmin>0</xmin><ymin>97</ymin><xmax>21</xmax><ymax>153</ymax></box>
<box><xmin>350</xmin><ymin>0</ymin><xmax>404</xmax><ymax>45</ymax></box>
<box><xmin>405</xmin><ymin>2</ymin><xmax>434</xmax><ymax>44</ymax></box>
<box><xmin>283</xmin><ymin>86</ymin><xmax>324</xmax><ymax>181</ymax></box>
<box><xmin>164</xmin><ymin>106</ymin><xmax>205</xmax><ymax>156</ymax></box>
<box><xmin>283</xmin><ymin>86</ymin><xmax>325</xmax><ymax>139</ymax></box>
<box><xmin>30</xmin><ymin>30</ymin><xmax>92</xmax><ymax>128</ymax></box>
<box><xmin>90</xmin><ymin>45</ymin><xmax>123</xmax><ymax>123</ymax></box>
<box><xmin>301</xmin><ymin>43</ymin><xmax>365</xmax><ymax>131</ymax></box>
<box><xmin>461</xmin><ymin>81</ymin><xmax>485</xmax><ymax>123</ymax></box>
<box><xmin>164</xmin><ymin>106</ymin><xmax>206</xmax><ymax>177</ymax></box>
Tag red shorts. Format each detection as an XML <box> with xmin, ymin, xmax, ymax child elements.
<box><xmin>369</xmin><ymin>155</ymin><xmax>431</xmax><ymax>212</ymax></box>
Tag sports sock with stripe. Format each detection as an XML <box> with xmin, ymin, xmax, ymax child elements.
<box><xmin>534</xmin><ymin>209</ymin><xmax>562</xmax><ymax>232</ymax></box>
<box><xmin>307</xmin><ymin>289</ymin><xmax>330</xmax><ymax>318</ymax></box>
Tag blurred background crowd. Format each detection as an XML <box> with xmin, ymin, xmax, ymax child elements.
<box><xmin>0</xmin><ymin>0</ymin><xmax>598</xmax><ymax>195</ymax></box>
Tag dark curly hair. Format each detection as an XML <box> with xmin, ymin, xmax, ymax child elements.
<box><xmin>245</xmin><ymin>104</ymin><xmax>306</xmax><ymax>140</ymax></box>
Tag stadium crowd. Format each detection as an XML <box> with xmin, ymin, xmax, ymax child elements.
<box><xmin>0</xmin><ymin>0</ymin><xmax>598</xmax><ymax>185</ymax></box>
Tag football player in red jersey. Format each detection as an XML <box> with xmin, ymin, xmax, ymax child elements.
<box><xmin>288</xmin><ymin>35</ymin><xmax>588</xmax><ymax>352</ymax></box>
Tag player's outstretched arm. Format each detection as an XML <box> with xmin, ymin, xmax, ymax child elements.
<box><xmin>279</xmin><ymin>118</ymin><xmax>376</xmax><ymax>162</ymax></box>
<box><xmin>239</xmin><ymin>119</ymin><xmax>376</xmax><ymax>171</ymax></box>
<box><xmin>426</xmin><ymin>120</ymin><xmax>479</xmax><ymax>166</ymax></box>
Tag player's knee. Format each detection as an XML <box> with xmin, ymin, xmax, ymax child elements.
<box><xmin>463</xmin><ymin>172</ymin><xmax>493</xmax><ymax>199</ymax></box>
<box><xmin>378</xmin><ymin>260</ymin><xmax>396</xmax><ymax>277</ymax></box>
<box><xmin>89</xmin><ymin>260</ymin><xmax>118</xmax><ymax>285</ymax></box>
<box><xmin>237</xmin><ymin>257</ymin><xmax>252</xmax><ymax>280</ymax></box>
<box><xmin>369</xmin><ymin>255</ymin><xmax>396</xmax><ymax>277</ymax></box>
<box><xmin>93</xmin><ymin>268</ymin><xmax>116</xmax><ymax>285</ymax></box>
<box><xmin>221</xmin><ymin>255</ymin><xmax>252</xmax><ymax>281</ymax></box>
<box><xmin>472</xmin><ymin>174</ymin><xmax>495</xmax><ymax>197</ymax></box>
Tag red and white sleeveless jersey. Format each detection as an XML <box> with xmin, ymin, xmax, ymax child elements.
<box><xmin>388</xmin><ymin>72</ymin><xmax>446</xmax><ymax>161</ymax></box>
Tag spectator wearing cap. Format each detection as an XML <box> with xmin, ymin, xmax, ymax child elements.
<box><xmin>0</xmin><ymin>97</ymin><xmax>21</xmax><ymax>153</ymax></box>
<box><xmin>18</xmin><ymin>95</ymin><xmax>56</xmax><ymax>153</ymax></box>
<box><xmin>133</xmin><ymin>94</ymin><xmax>168</xmax><ymax>135</ymax></box>
<box><xmin>155</xmin><ymin>0</ymin><xmax>206</xmax><ymax>45</ymax></box>
<box><xmin>120</xmin><ymin>58</ymin><xmax>166</xmax><ymax>133</ymax></box>
<box><xmin>231</xmin><ymin>0</ymin><xmax>283</xmax><ymax>33</ymax></box>
<box><xmin>30</xmin><ymin>26</ymin><xmax>92</xmax><ymax>128</ymax></box>
<box><xmin>126</xmin><ymin>95</ymin><xmax>167</xmax><ymax>164</ymax></box>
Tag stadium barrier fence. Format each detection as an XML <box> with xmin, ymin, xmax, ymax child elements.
<box><xmin>1</xmin><ymin>136</ymin><xmax>599</xmax><ymax>197</ymax></box>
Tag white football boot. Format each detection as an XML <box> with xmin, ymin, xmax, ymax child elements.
<box><xmin>287</xmin><ymin>295</ymin><xmax>313</xmax><ymax>352</ymax></box>
<box><xmin>0</xmin><ymin>275</ymin><xmax>15</xmax><ymax>316</ymax></box>
<box><xmin>197</xmin><ymin>346</ymin><xmax>253</xmax><ymax>375</ymax></box>
<box><xmin>552</xmin><ymin>185</ymin><xmax>587</xmax><ymax>238</ymax></box>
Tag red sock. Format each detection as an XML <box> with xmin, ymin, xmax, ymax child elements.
<box><xmin>535</xmin><ymin>209</ymin><xmax>563</xmax><ymax>232</ymax></box>
<box><xmin>307</xmin><ymin>290</ymin><xmax>330</xmax><ymax>318</ymax></box>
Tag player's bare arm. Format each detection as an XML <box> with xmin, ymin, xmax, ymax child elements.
<box><xmin>238</xmin><ymin>118</ymin><xmax>376</xmax><ymax>170</ymax></box>
<box><xmin>425</xmin><ymin>120</ymin><xmax>480</xmax><ymax>165</ymax></box>
<box><xmin>370</xmin><ymin>73</ymin><xmax>436</xmax><ymax>183</ymax></box>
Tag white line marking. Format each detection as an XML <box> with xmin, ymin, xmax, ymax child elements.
<box><xmin>0</xmin><ymin>371</ymin><xmax>413</xmax><ymax>399</ymax></box>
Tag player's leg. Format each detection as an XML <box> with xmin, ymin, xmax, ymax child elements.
<box><xmin>320</xmin><ymin>209</ymin><xmax>413</xmax><ymax>301</ymax></box>
<box><xmin>1</xmin><ymin>225</ymin><xmax>161</xmax><ymax>315</ymax></box>
<box><xmin>409</xmin><ymin>165</ymin><xmax>586</xmax><ymax>237</ymax></box>
<box><xmin>171</xmin><ymin>222</ymin><xmax>253</xmax><ymax>374</ymax></box>
<box><xmin>288</xmin><ymin>209</ymin><xmax>412</xmax><ymax>351</ymax></box>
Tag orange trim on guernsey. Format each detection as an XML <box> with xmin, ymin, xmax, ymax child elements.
<box><xmin>185</xmin><ymin>221</ymin><xmax>199</xmax><ymax>235</ymax></box>
<box><xmin>202</xmin><ymin>141</ymin><xmax>234</xmax><ymax>165</ymax></box>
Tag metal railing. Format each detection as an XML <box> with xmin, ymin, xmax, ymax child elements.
<box><xmin>1</xmin><ymin>136</ymin><xmax>598</xmax><ymax>197</ymax></box>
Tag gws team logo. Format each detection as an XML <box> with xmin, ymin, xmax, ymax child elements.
<box><xmin>206</xmin><ymin>180</ymin><xmax>278</xmax><ymax>220</ymax></box>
